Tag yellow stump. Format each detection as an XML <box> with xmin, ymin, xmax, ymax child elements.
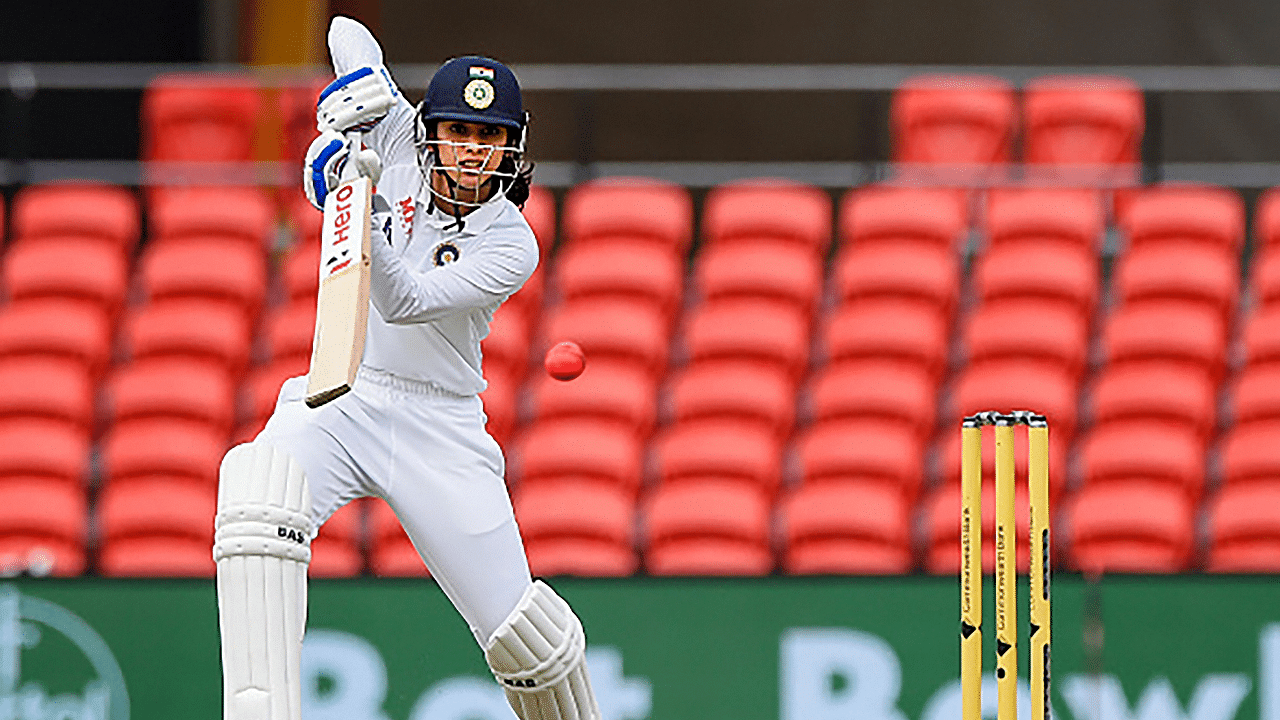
<box><xmin>1029</xmin><ymin>421</ymin><xmax>1052</xmax><ymax>720</ymax></box>
<box><xmin>995</xmin><ymin>420</ymin><xmax>1017</xmax><ymax>720</ymax></box>
<box><xmin>960</xmin><ymin>420</ymin><xmax>983</xmax><ymax>720</ymax></box>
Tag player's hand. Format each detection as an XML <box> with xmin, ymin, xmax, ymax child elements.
<box><xmin>303</xmin><ymin>130</ymin><xmax>383</xmax><ymax>210</ymax></box>
<box><xmin>316</xmin><ymin>65</ymin><xmax>399</xmax><ymax>133</ymax></box>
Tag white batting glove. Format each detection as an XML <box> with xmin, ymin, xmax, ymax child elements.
<box><xmin>303</xmin><ymin>130</ymin><xmax>383</xmax><ymax>210</ymax></box>
<box><xmin>316</xmin><ymin>65</ymin><xmax>399</xmax><ymax>133</ymax></box>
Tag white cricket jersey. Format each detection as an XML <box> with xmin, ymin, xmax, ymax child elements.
<box><xmin>357</xmin><ymin>97</ymin><xmax>538</xmax><ymax>396</ymax></box>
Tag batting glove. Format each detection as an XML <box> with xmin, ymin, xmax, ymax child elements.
<box><xmin>316</xmin><ymin>65</ymin><xmax>399</xmax><ymax>133</ymax></box>
<box><xmin>303</xmin><ymin>130</ymin><xmax>383</xmax><ymax>210</ymax></box>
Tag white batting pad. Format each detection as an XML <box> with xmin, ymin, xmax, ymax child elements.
<box><xmin>328</xmin><ymin>16</ymin><xmax>384</xmax><ymax>75</ymax></box>
<box><xmin>214</xmin><ymin>442</ymin><xmax>313</xmax><ymax>720</ymax></box>
<box><xmin>484</xmin><ymin>581</ymin><xmax>602</xmax><ymax>720</ymax></box>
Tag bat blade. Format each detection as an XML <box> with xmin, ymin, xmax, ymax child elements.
<box><xmin>306</xmin><ymin>175</ymin><xmax>372</xmax><ymax>408</ymax></box>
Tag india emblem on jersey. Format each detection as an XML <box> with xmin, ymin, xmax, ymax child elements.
<box><xmin>433</xmin><ymin>241</ymin><xmax>461</xmax><ymax>266</ymax></box>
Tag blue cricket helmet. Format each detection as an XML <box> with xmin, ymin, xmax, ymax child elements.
<box><xmin>420</xmin><ymin>55</ymin><xmax>525</xmax><ymax>133</ymax></box>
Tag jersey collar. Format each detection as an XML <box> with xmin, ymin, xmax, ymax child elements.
<box><xmin>420</xmin><ymin>194</ymin><xmax>505</xmax><ymax>237</ymax></box>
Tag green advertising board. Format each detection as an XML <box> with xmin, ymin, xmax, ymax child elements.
<box><xmin>3</xmin><ymin>575</ymin><xmax>1278</xmax><ymax>720</ymax></box>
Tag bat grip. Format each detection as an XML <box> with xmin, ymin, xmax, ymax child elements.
<box><xmin>340</xmin><ymin>130</ymin><xmax>364</xmax><ymax>182</ymax></box>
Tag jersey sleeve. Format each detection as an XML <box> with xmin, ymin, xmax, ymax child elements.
<box><xmin>361</xmin><ymin>96</ymin><xmax>418</xmax><ymax>169</ymax></box>
<box><xmin>367</xmin><ymin>223</ymin><xmax>538</xmax><ymax>324</ymax></box>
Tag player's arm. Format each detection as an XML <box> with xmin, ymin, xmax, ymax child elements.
<box><xmin>318</xmin><ymin>17</ymin><xmax>416</xmax><ymax>167</ymax></box>
<box><xmin>366</xmin><ymin>222</ymin><xmax>537</xmax><ymax>324</ymax></box>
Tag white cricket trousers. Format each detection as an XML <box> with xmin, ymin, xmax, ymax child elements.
<box><xmin>255</xmin><ymin>365</ymin><xmax>533</xmax><ymax>645</ymax></box>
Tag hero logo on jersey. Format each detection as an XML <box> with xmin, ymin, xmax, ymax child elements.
<box><xmin>433</xmin><ymin>241</ymin><xmax>461</xmax><ymax>266</ymax></box>
<box><xmin>463</xmin><ymin>66</ymin><xmax>495</xmax><ymax>109</ymax></box>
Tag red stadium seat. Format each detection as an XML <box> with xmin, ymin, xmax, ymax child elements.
<box><xmin>97</xmin><ymin>477</ymin><xmax>216</xmax><ymax>577</ymax></box>
<box><xmin>515</xmin><ymin>479</ymin><xmax>637</xmax><ymax>577</ymax></box>
<box><xmin>821</xmin><ymin>300</ymin><xmax>950</xmax><ymax>379</ymax></box>
<box><xmin>1206</xmin><ymin>482</ymin><xmax>1280</xmax><ymax>572</ymax></box>
<box><xmin>654</xmin><ymin>420</ymin><xmax>783</xmax><ymax>495</ymax></box>
<box><xmin>923</xmin><ymin>480</ymin><xmax>1030</xmax><ymax>574</ymax></box>
<box><xmin>138</xmin><ymin>239</ymin><xmax>267</xmax><ymax>319</ymax></box>
<box><xmin>1119</xmin><ymin>185</ymin><xmax>1245</xmax><ymax>253</ymax></box>
<box><xmin>1242</xmin><ymin>305</ymin><xmax>1280</xmax><ymax>367</ymax></box>
<box><xmin>515</xmin><ymin>420</ymin><xmax>644</xmax><ymax>493</ymax></box>
<box><xmin>148</xmin><ymin>186</ymin><xmax>275</xmax><ymax>248</ymax></box>
<box><xmin>833</xmin><ymin>242</ymin><xmax>960</xmax><ymax>320</ymax></box>
<box><xmin>891</xmin><ymin>75</ymin><xmax>1016</xmax><ymax>165</ymax></box>
<box><xmin>3</xmin><ymin>237</ymin><xmax>129</xmax><ymax>317</ymax></box>
<box><xmin>952</xmin><ymin>361</ymin><xmax>1079</xmax><ymax>437</ymax></box>
<box><xmin>684</xmin><ymin>300</ymin><xmax>810</xmax><ymax>382</ymax></box>
<box><xmin>106</xmin><ymin>359</ymin><xmax>237</xmax><ymax>435</ymax></box>
<box><xmin>0</xmin><ymin>479</ymin><xmax>87</xmax><ymax>577</ymax></box>
<box><xmin>1091</xmin><ymin>362</ymin><xmax>1217</xmax><ymax>440</ymax></box>
<box><xmin>1257</xmin><ymin>187</ymin><xmax>1280</xmax><ymax>252</ymax></box>
<box><xmin>1102</xmin><ymin>302</ymin><xmax>1226</xmax><ymax>380</ymax></box>
<box><xmin>480</xmin><ymin>367</ymin><xmax>518</xmax><ymax>448</ymax></box>
<box><xmin>1221</xmin><ymin>421</ymin><xmax>1280</xmax><ymax>487</ymax></box>
<box><xmin>288</xmin><ymin>193</ymin><xmax>323</xmax><ymax>245</ymax></box>
<box><xmin>142</xmin><ymin>73</ymin><xmax>261</xmax><ymax>162</ymax></box>
<box><xmin>264</xmin><ymin>299</ymin><xmax>317</xmax><ymax>364</ymax></box>
<box><xmin>838</xmin><ymin>186</ymin><xmax>969</xmax><ymax>251</ymax></box>
<box><xmin>541</xmin><ymin>299</ymin><xmax>669</xmax><ymax>381</ymax></box>
<box><xmin>0</xmin><ymin>301</ymin><xmax>112</xmax><ymax>377</ymax></box>
<box><xmin>695</xmin><ymin>239</ymin><xmax>824</xmax><ymax>318</ymax></box>
<box><xmin>1113</xmin><ymin>241</ymin><xmax>1238</xmax><ymax>320</ymax></box>
<box><xmin>974</xmin><ymin>242</ymin><xmax>1098</xmax><ymax>317</ymax></box>
<box><xmin>963</xmin><ymin>301</ymin><xmax>1090</xmax><ymax>379</ymax></box>
<box><xmin>505</xmin><ymin>266</ymin><xmax>545</xmax><ymax>326</ymax></box>
<box><xmin>368</xmin><ymin>499</ymin><xmax>429</xmax><ymax>577</ymax></box>
<box><xmin>528</xmin><ymin>362</ymin><xmax>657</xmax><ymax>439</ymax></box>
<box><xmin>11</xmin><ymin>183</ymin><xmax>140</xmax><ymax>252</ymax></box>
<box><xmin>282</xmin><ymin>236</ymin><xmax>321</xmax><ymax>301</ymax></box>
<box><xmin>1067</xmin><ymin>480</ymin><xmax>1195</xmax><ymax>573</ymax></box>
<box><xmin>935</xmin><ymin>423</ymin><xmax>1069</xmax><ymax>500</ymax></box>
<box><xmin>644</xmin><ymin>479</ymin><xmax>773</xmax><ymax>576</ymax></box>
<box><xmin>311</xmin><ymin>500</ymin><xmax>365</xmax><ymax>578</ymax></box>
<box><xmin>244</xmin><ymin>357</ymin><xmax>309</xmax><ymax>432</ymax></box>
<box><xmin>782</xmin><ymin>481</ymin><xmax>913</xmax><ymax>575</ymax></box>
<box><xmin>702</xmin><ymin>180</ymin><xmax>832</xmax><ymax>256</ymax></box>
<box><xmin>277</xmin><ymin>75</ymin><xmax>329</xmax><ymax>169</ymax></box>
<box><xmin>807</xmin><ymin>361</ymin><xmax>936</xmax><ymax>441</ymax></box>
<box><xmin>123</xmin><ymin>300</ymin><xmax>253</xmax><ymax>376</ymax></box>
<box><xmin>669</xmin><ymin>361</ymin><xmax>796</xmax><ymax>440</ymax></box>
<box><xmin>1250</xmin><ymin>249</ymin><xmax>1280</xmax><ymax>310</ymax></box>
<box><xmin>984</xmin><ymin>188</ymin><xmax>1105</xmax><ymax>250</ymax></box>
<box><xmin>482</xmin><ymin>302</ymin><xmax>530</xmax><ymax>381</ymax></box>
<box><xmin>561</xmin><ymin>178</ymin><xmax>693</xmax><ymax>256</ymax></box>
<box><xmin>1079</xmin><ymin>421</ymin><xmax>1205</xmax><ymax>498</ymax></box>
<box><xmin>102</xmin><ymin>418</ymin><xmax>228</xmax><ymax>487</ymax></box>
<box><xmin>554</xmin><ymin>240</ymin><xmax>684</xmax><ymax>322</ymax></box>
<box><xmin>796</xmin><ymin>420</ymin><xmax>925</xmax><ymax>500</ymax></box>
<box><xmin>1232</xmin><ymin>364</ymin><xmax>1280</xmax><ymax>429</ymax></box>
<box><xmin>1022</xmin><ymin>75</ymin><xmax>1144</xmax><ymax>166</ymax></box>
<box><xmin>0</xmin><ymin>358</ymin><xmax>94</xmax><ymax>433</ymax></box>
<box><xmin>0</xmin><ymin>420</ymin><xmax>90</xmax><ymax>487</ymax></box>
<box><xmin>521</xmin><ymin>185</ymin><xmax>557</xmax><ymax>259</ymax></box>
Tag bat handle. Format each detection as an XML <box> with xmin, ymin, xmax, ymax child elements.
<box><xmin>340</xmin><ymin>130</ymin><xmax>364</xmax><ymax>182</ymax></box>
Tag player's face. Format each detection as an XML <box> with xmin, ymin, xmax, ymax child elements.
<box><xmin>433</xmin><ymin>120</ymin><xmax>509</xmax><ymax>192</ymax></box>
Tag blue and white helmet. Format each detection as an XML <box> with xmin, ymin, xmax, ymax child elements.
<box><xmin>414</xmin><ymin>56</ymin><xmax>530</xmax><ymax>207</ymax></box>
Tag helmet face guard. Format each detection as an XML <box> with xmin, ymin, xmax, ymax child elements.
<box><xmin>413</xmin><ymin>56</ymin><xmax>528</xmax><ymax>209</ymax></box>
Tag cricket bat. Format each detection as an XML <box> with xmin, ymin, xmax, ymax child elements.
<box><xmin>306</xmin><ymin>135</ymin><xmax>372</xmax><ymax>408</ymax></box>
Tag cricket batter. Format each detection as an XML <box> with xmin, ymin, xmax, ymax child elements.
<box><xmin>212</xmin><ymin>16</ymin><xmax>602</xmax><ymax>720</ymax></box>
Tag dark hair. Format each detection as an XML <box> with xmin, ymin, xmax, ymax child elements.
<box><xmin>502</xmin><ymin>157</ymin><xmax>535</xmax><ymax>208</ymax></box>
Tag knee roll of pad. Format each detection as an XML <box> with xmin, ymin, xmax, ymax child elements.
<box><xmin>485</xmin><ymin>580</ymin><xmax>602</xmax><ymax>720</ymax></box>
<box><xmin>215</xmin><ymin>442</ymin><xmax>313</xmax><ymax>720</ymax></box>
<box><xmin>214</xmin><ymin>442</ymin><xmax>313</xmax><ymax>564</ymax></box>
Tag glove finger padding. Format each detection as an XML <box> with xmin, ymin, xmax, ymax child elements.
<box><xmin>303</xmin><ymin>130</ymin><xmax>349</xmax><ymax>210</ymax></box>
<box><xmin>316</xmin><ymin>65</ymin><xmax>399</xmax><ymax>133</ymax></box>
